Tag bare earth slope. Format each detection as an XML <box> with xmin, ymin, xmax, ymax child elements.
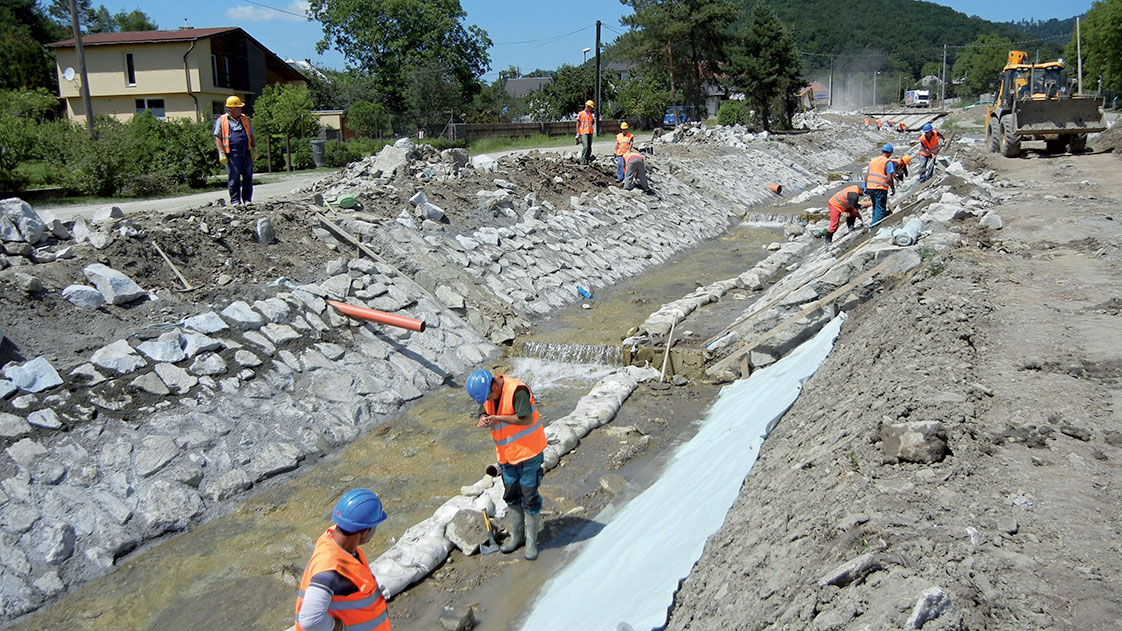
<box><xmin>665</xmin><ymin>150</ymin><xmax>1122</xmax><ymax>630</ymax></box>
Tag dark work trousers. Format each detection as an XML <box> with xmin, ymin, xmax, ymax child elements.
<box><xmin>501</xmin><ymin>452</ymin><xmax>544</xmax><ymax>515</ymax></box>
<box><xmin>226</xmin><ymin>129</ymin><xmax>253</xmax><ymax>204</ymax></box>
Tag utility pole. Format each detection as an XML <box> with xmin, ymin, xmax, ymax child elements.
<box><xmin>872</xmin><ymin>71</ymin><xmax>878</xmax><ymax>107</ymax></box>
<box><xmin>940</xmin><ymin>43</ymin><xmax>947</xmax><ymax>107</ymax></box>
<box><xmin>594</xmin><ymin>20</ymin><xmax>601</xmax><ymax>136</ymax></box>
<box><xmin>828</xmin><ymin>56</ymin><xmax>835</xmax><ymax>109</ymax></box>
<box><xmin>1076</xmin><ymin>16</ymin><xmax>1083</xmax><ymax>95</ymax></box>
<box><xmin>69</xmin><ymin>0</ymin><xmax>95</xmax><ymax>133</ymax></box>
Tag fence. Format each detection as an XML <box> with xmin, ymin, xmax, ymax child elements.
<box><xmin>420</xmin><ymin>119</ymin><xmax>631</xmax><ymax>142</ymax></box>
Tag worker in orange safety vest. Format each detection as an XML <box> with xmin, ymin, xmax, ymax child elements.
<box><xmin>824</xmin><ymin>183</ymin><xmax>867</xmax><ymax>243</ymax></box>
<box><xmin>622</xmin><ymin>149</ymin><xmax>652</xmax><ymax>193</ymax></box>
<box><xmin>212</xmin><ymin>95</ymin><xmax>256</xmax><ymax>206</ymax></box>
<box><xmin>865</xmin><ymin>143</ymin><xmax>897</xmax><ymax>227</ymax></box>
<box><xmin>615</xmin><ymin>122</ymin><xmax>635</xmax><ymax>182</ymax></box>
<box><xmin>295</xmin><ymin>489</ymin><xmax>391</xmax><ymax>631</ymax></box>
<box><xmin>577</xmin><ymin>100</ymin><xmax>595</xmax><ymax>165</ymax></box>
<box><xmin>466</xmin><ymin>369</ymin><xmax>547</xmax><ymax>560</ymax></box>
<box><xmin>917</xmin><ymin>122</ymin><xmax>946</xmax><ymax>182</ymax></box>
<box><xmin>888</xmin><ymin>154</ymin><xmax>911</xmax><ymax>182</ymax></box>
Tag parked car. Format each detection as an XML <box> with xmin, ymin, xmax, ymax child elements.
<box><xmin>664</xmin><ymin>105</ymin><xmax>707</xmax><ymax>126</ymax></box>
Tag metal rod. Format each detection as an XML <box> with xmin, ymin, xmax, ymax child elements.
<box><xmin>659</xmin><ymin>320</ymin><xmax>676</xmax><ymax>383</ymax></box>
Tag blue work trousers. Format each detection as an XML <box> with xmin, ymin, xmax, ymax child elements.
<box><xmin>501</xmin><ymin>452</ymin><xmax>544</xmax><ymax>515</ymax></box>
<box><xmin>868</xmin><ymin>189</ymin><xmax>889</xmax><ymax>226</ymax></box>
<box><xmin>616</xmin><ymin>155</ymin><xmax>625</xmax><ymax>181</ymax></box>
<box><xmin>226</xmin><ymin>137</ymin><xmax>253</xmax><ymax>204</ymax></box>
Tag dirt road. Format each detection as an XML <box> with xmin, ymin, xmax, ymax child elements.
<box><xmin>665</xmin><ymin>148</ymin><xmax>1122</xmax><ymax>630</ymax></box>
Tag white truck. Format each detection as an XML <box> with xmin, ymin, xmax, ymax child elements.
<box><xmin>905</xmin><ymin>89</ymin><xmax>930</xmax><ymax>108</ymax></box>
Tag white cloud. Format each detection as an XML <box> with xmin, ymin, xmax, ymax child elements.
<box><xmin>226</xmin><ymin>1</ymin><xmax>309</xmax><ymax>22</ymax></box>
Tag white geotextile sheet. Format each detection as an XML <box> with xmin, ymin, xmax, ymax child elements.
<box><xmin>519</xmin><ymin>314</ymin><xmax>847</xmax><ymax>631</ymax></box>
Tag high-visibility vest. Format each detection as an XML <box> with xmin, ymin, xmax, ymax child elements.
<box><xmin>828</xmin><ymin>185</ymin><xmax>863</xmax><ymax>213</ymax></box>
<box><xmin>219</xmin><ymin>113</ymin><xmax>255</xmax><ymax>154</ymax></box>
<box><xmin>863</xmin><ymin>117</ymin><xmax>870</xmax><ymax>126</ymax></box>
<box><xmin>615</xmin><ymin>132</ymin><xmax>634</xmax><ymax>156</ymax></box>
<box><xmin>865</xmin><ymin>155</ymin><xmax>891</xmax><ymax>191</ymax></box>
<box><xmin>577</xmin><ymin>110</ymin><xmax>595</xmax><ymax>135</ymax></box>
<box><xmin>485</xmin><ymin>376</ymin><xmax>545</xmax><ymax>465</ymax></box>
<box><xmin>295</xmin><ymin>529</ymin><xmax>390</xmax><ymax>631</ymax></box>
<box><xmin>623</xmin><ymin>150</ymin><xmax>644</xmax><ymax>165</ymax></box>
<box><xmin>919</xmin><ymin>131</ymin><xmax>940</xmax><ymax>157</ymax></box>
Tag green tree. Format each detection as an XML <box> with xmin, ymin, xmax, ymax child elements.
<box><xmin>308</xmin><ymin>0</ymin><xmax>491</xmax><ymax>119</ymax></box>
<box><xmin>1</xmin><ymin>0</ymin><xmax>65</xmax><ymax>91</ymax></box>
<box><xmin>727</xmin><ymin>1</ymin><xmax>802</xmax><ymax>131</ymax></box>
<box><xmin>0</xmin><ymin>87</ymin><xmax>61</xmax><ymax>187</ymax></box>
<box><xmin>619</xmin><ymin>0</ymin><xmax>737</xmax><ymax>109</ymax></box>
<box><xmin>615</xmin><ymin>73</ymin><xmax>671</xmax><ymax>126</ymax></box>
<box><xmin>48</xmin><ymin>0</ymin><xmax>156</xmax><ymax>33</ymax></box>
<box><xmin>1067</xmin><ymin>0</ymin><xmax>1122</xmax><ymax>95</ymax></box>
<box><xmin>253</xmin><ymin>84</ymin><xmax>320</xmax><ymax>171</ymax></box>
<box><xmin>952</xmin><ymin>33</ymin><xmax>1013</xmax><ymax>100</ymax></box>
<box><xmin>348</xmin><ymin>100</ymin><xmax>390</xmax><ymax>138</ymax></box>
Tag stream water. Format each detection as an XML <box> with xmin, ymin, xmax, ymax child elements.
<box><xmin>13</xmin><ymin>217</ymin><xmax>784</xmax><ymax>631</ymax></box>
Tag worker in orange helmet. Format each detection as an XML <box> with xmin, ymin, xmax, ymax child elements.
<box><xmin>888</xmin><ymin>154</ymin><xmax>912</xmax><ymax>181</ymax></box>
<box><xmin>614</xmin><ymin>122</ymin><xmax>635</xmax><ymax>182</ymax></box>
<box><xmin>577</xmin><ymin>100</ymin><xmax>595</xmax><ymax>165</ymax></box>
<box><xmin>824</xmin><ymin>182</ymin><xmax>866</xmax><ymax>243</ymax></box>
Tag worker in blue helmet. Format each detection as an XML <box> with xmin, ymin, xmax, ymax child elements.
<box><xmin>465</xmin><ymin>369</ymin><xmax>547</xmax><ymax>560</ymax></box>
<box><xmin>917</xmin><ymin>122</ymin><xmax>945</xmax><ymax>183</ymax></box>
<box><xmin>295</xmin><ymin>489</ymin><xmax>391</xmax><ymax>631</ymax></box>
<box><xmin>864</xmin><ymin>143</ymin><xmax>897</xmax><ymax>227</ymax></box>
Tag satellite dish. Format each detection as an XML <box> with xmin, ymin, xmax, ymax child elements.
<box><xmin>63</xmin><ymin>67</ymin><xmax>75</xmax><ymax>81</ymax></box>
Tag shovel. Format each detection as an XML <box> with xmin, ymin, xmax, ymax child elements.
<box><xmin>152</xmin><ymin>241</ymin><xmax>200</xmax><ymax>292</ymax></box>
<box><xmin>480</xmin><ymin>509</ymin><xmax>500</xmax><ymax>555</ymax></box>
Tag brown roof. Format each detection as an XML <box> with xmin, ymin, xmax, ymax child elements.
<box><xmin>46</xmin><ymin>27</ymin><xmax>238</xmax><ymax>48</ymax></box>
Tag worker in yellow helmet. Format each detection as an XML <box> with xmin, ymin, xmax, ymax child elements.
<box><xmin>614</xmin><ymin>122</ymin><xmax>635</xmax><ymax>182</ymax></box>
<box><xmin>213</xmin><ymin>95</ymin><xmax>255</xmax><ymax>206</ymax></box>
<box><xmin>577</xmin><ymin>100</ymin><xmax>595</xmax><ymax>165</ymax></box>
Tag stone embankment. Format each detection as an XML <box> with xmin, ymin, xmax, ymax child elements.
<box><xmin>1</xmin><ymin>120</ymin><xmax>877</xmax><ymax>621</ymax></box>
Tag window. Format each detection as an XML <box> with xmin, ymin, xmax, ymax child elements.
<box><xmin>125</xmin><ymin>53</ymin><xmax>136</xmax><ymax>86</ymax></box>
<box><xmin>211</xmin><ymin>54</ymin><xmax>231</xmax><ymax>88</ymax></box>
<box><xmin>135</xmin><ymin>98</ymin><xmax>166</xmax><ymax>119</ymax></box>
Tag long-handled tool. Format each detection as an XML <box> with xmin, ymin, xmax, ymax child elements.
<box><xmin>152</xmin><ymin>241</ymin><xmax>200</xmax><ymax>292</ymax></box>
<box><xmin>480</xmin><ymin>509</ymin><xmax>500</xmax><ymax>555</ymax></box>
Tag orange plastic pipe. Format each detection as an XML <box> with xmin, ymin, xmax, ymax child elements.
<box><xmin>767</xmin><ymin>183</ymin><xmax>783</xmax><ymax>195</ymax></box>
<box><xmin>327</xmin><ymin>300</ymin><xmax>426</xmax><ymax>332</ymax></box>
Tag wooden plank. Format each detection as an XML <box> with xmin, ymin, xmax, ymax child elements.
<box><xmin>705</xmin><ymin>259</ymin><xmax>893</xmax><ymax>376</ymax></box>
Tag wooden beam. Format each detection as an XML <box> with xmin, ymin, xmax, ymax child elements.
<box><xmin>705</xmin><ymin>259</ymin><xmax>893</xmax><ymax>376</ymax></box>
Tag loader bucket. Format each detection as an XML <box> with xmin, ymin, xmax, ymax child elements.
<box><xmin>1014</xmin><ymin>98</ymin><xmax>1107</xmax><ymax>136</ymax></box>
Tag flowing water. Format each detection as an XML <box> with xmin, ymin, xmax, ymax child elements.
<box><xmin>14</xmin><ymin>216</ymin><xmax>783</xmax><ymax>631</ymax></box>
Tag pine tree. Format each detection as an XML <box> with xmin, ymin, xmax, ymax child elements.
<box><xmin>729</xmin><ymin>1</ymin><xmax>802</xmax><ymax>131</ymax></box>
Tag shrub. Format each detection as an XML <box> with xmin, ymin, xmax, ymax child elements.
<box><xmin>716</xmin><ymin>100</ymin><xmax>754</xmax><ymax>128</ymax></box>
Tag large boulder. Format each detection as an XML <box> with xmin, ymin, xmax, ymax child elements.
<box><xmin>371</xmin><ymin>145</ymin><xmax>410</xmax><ymax>179</ymax></box>
<box><xmin>2</xmin><ymin>357</ymin><xmax>62</xmax><ymax>393</ymax></box>
<box><xmin>881</xmin><ymin>420</ymin><xmax>949</xmax><ymax>463</ymax></box>
<box><xmin>0</xmin><ymin>198</ymin><xmax>46</xmax><ymax>244</ymax></box>
<box><xmin>82</xmin><ymin>263</ymin><xmax>146</xmax><ymax>305</ymax></box>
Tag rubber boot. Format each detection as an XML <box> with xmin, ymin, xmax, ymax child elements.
<box><xmin>501</xmin><ymin>506</ymin><xmax>524</xmax><ymax>553</ymax></box>
<box><xmin>824</xmin><ymin>230</ymin><xmax>834</xmax><ymax>244</ymax></box>
<box><xmin>524</xmin><ymin>512</ymin><xmax>541</xmax><ymax>560</ymax></box>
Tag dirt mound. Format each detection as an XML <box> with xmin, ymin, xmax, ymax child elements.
<box><xmin>1092</xmin><ymin>123</ymin><xmax>1122</xmax><ymax>153</ymax></box>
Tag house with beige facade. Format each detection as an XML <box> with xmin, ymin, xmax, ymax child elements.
<box><xmin>46</xmin><ymin>27</ymin><xmax>306</xmax><ymax>124</ymax></box>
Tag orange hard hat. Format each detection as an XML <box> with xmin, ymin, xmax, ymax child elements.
<box><xmin>901</xmin><ymin>155</ymin><xmax>912</xmax><ymax>165</ymax></box>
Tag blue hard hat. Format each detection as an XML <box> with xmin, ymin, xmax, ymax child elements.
<box><xmin>465</xmin><ymin>369</ymin><xmax>494</xmax><ymax>404</ymax></box>
<box><xmin>332</xmin><ymin>489</ymin><xmax>387</xmax><ymax>532</ymax></box>
<box><xmin>858</xmin><ymin>182</ymin><xmax>866</xmax><ymax>193</ymax></box>
<box><xmin>881</xmin><ymin>143</ymin><xmax>894</xmax><ymax>153</ymax></box>
<box><xmin>922</xmin><ymin>123</ymin><xmax>933</xmax><ymax>132</ymax></box>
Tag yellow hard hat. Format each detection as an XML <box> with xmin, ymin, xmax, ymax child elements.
<box><xmin>620</xmin><ymin>122</ymin><xmax>629</xmax><ymax>130</ymax></box>
<box><xmin>586</xmin><ymin>100</ymin><xmax>595</xmax><ymax>108</ymax></box>
<box><xmin>226</xmin><ymin>95</ymin><xmax>246</xmax><ymax>108</ymax></box>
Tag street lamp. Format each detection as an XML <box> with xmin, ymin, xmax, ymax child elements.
<box><xmin>873</xmin><ymin>71</ymin><xmax>881</xmax><ymax>107</ymax></box>
<box><xmin>583</xmin><ymin>47</ymin><xmax>591</xmax><ymax>64</ymax></box>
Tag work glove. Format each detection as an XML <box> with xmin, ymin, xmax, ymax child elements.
<box><xmin>219</xmin><ymin>153</ymin><xmax>228</xmax><ymax>166</ymax></box>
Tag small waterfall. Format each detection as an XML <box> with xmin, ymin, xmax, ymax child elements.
<box><xmin>517</xmin><ymin>341</ymin><xmax>623</xmax><ymax>365</ymax></box>
<box><xmin>742</xmin><ymin>212</ymin><xmax>801</xmax><ymax>226</ymax></box>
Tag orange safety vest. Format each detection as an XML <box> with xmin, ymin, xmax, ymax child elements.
<box><xmin>577</xmin><ymin>110</ymin><xmax>595</xmax><ymax>135</ymax></box>
<box><xmin>615</xmin><ymin>132</ymin><xmax>634</xmax><ymax>156</ymax></box>
<box><xmin>828</xmin><ymin>185</ymin><xmax>863</xmax><ymax>213</ymax></box>
<box><xmin>899</xmin><ymin>122</ymin><xmax>908</xmax><ymax>132</ymax></box>
<box><xmin>919</xmin><ymin>131</ymin><xmax>940</xmax><ymax>157</ymax></box>
<box><xmin>219</xmin><ymin>113</ymin><xmax>255</xmax><ymax>154</ymax></box>
<box><xmin>485</xmin><ymin>376</ymin><xmax>545</xmax><ymax>465</ymax></box>
<box><xmin>295</xmin><ymin>529</ymin><xmax>390</xmax><ymax>631</ymax></box>
<box><xmin>865</xmin><ymin>155</ymin><xmax>891</xmax><ymax>191</ymax></box>
<box><xmin>875</xmin><ymin>118</ymin><xmax>882</xmax><ymax>128</ymax></box>
<box><xmin>623</xmin><ymin>150</ymin><xmax>644</xmax><ymax>165</ymax></box>
<box><xmin>863</xmin><ymin>117</ymin><xmax>870</xmax><ymax>126</ymax></box>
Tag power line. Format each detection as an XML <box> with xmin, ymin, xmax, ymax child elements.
<box><xmin>235</xmin><ymin>0</ymin><xmax>309</xmax><ymax>20</ymax></box>
<box><xmin>492</xmin><ymin>26</ymin><xmax>591</xmax><ymax>46</ymax></box>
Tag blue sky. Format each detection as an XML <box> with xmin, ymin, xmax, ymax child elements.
<box><xmin>91</xmin><ymin>0</ymin><xmax>1094</xmax><ymax>79</ymax></box>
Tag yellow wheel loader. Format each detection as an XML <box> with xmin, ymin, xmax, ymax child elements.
<box><xmin>985</xmin><ymin>50</ymin><xmax>1106</xmax><ymax>158</ymax></box>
